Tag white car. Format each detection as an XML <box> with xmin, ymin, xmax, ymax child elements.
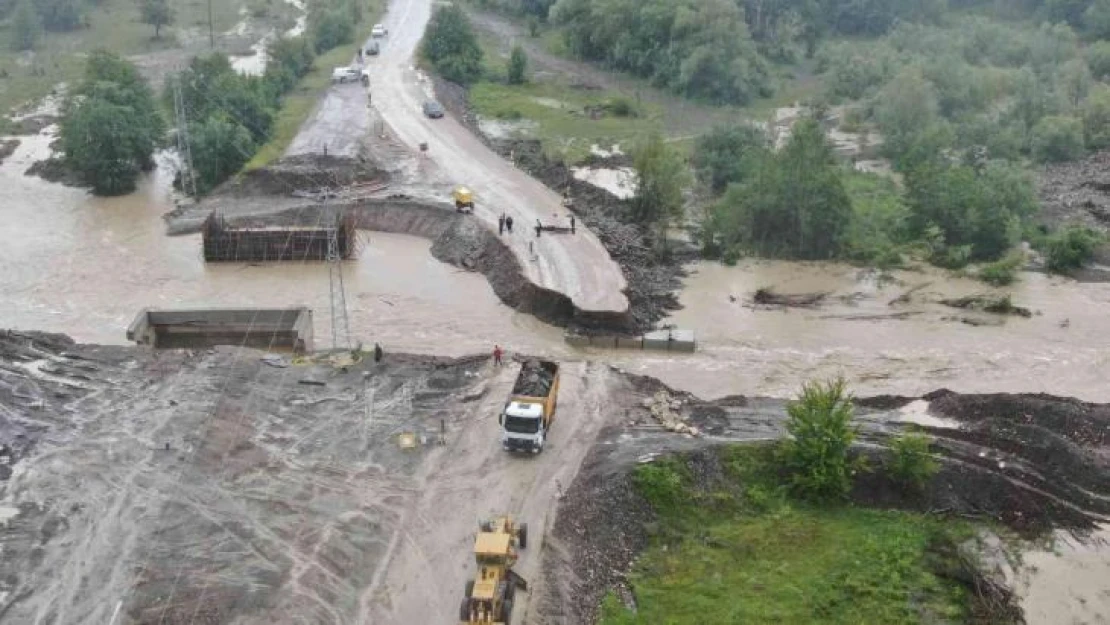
<box><xmin>371</xmin><ymin>23</ymin><xmax>387</xmax><ymax>38</ymax></box>
<box><xmin>331</xmin><ymin>66</ymin><xmax>361</xmax><ymax>83</ymax></box>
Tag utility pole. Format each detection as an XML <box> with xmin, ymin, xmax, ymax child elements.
<box><xmin>208</xmin><ymin>0</ymin><xmax>214</xmax><ymax>48</ymax></box>
<box><xmin>327</xmin><ymin>208</ymin><xmax>352</xmax><ymax>351</ymax></box>
<box><xmin>172</xmin><ymin>77</ymin><xmax>198</xmax><ymax>199</ymax></box>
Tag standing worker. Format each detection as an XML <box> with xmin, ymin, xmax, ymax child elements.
<box><xmin>569</xmin><ymin>214</ymin><xmax>576</xmax><ymax>234</ymax></box>
<box><xmin>499</xmin><ymin>214</ymin><xmax>506</xmax><ymax>235</ymax></box>
<box><xmin>535</xmin><ymin>220</ymin><xmax>542</xmax><ymax>238</ymax></box>
<box><xmin>373</xmin><ymin>343</ymin><xmax>383</xmax><ymax>363</ymax></box>
<box><xmin>505</xmin><ymin>215</ymin><xmax>514</xmax><ymax>233</ymax></box>
<box><xmin>493</xmin><ymin>345</ymin><xmax>503</xmax><ymax>366</ymax></box>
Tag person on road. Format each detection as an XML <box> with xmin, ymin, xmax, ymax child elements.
<box><xmin>374</xmin><ymin>343</ymin><xmax>383</xmax><ymax>363</ymax></box>
<box><xmin>505</xmin><ymin>215</ymin><xmax>514</xmax><ymax>233</ymax></box>
<box><xmin>535</xmin><ymin>220</ymin><xmax>542</xmax><ymax>238</ymax></box>
<box><xmin>499</xmin><ymin>214</ymin><xmax>506</xmax><ymax>235</ymax></box>
<box><xmin>493</xmin><ymin>345</ymin><xmax>503</xmax><ymax>366</ymax></box>
<box><xmin>569</xmin><ymin>214</ymin><xmax>576</xmax><ymax>234</ymax></box>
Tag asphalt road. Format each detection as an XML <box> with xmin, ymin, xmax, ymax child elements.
<box><xmin>288</xmin><ymin>0</ymin><xmax>630</xmax><ymax>315</ymax></box>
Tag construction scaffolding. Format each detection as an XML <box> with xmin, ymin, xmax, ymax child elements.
<box><xmin>201</xmin><ymin>212</ymin><xmax>357</xmax><ymax>262</ymax></box>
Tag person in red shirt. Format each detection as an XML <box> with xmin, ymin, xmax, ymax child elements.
<box><xmin>493</xmin><ymin>345</ymin><xmax>503</xmax><ymax>366</ymax></box>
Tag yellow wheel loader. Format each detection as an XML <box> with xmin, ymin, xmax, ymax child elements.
<box><xmin>459</xmin><ymin>516</ymin><xmax>528</xmax><ymax>624</ymax></box>
<box><xmin>453</xmin><ymin>186</ymin><xmax>475</xmax><ymax>214</ymax></box>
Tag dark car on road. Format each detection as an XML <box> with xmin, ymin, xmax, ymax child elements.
<box><xmin>365</xmin><ymin>40</ymin><xmax>380</xmax><ymax>56</ymax></box>
<box><xmin>423</xmin><ymin>100</ymin><xmax>445</xmax><ymax>119</ymax></box>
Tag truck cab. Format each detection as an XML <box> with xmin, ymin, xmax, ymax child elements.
<box><xmin>500</xmin><ymin>401</ymin><xmax>547</xmax><ymax>453</ymax></box>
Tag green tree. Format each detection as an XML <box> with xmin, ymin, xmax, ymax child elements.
<box><xmin>139</xmin><ymin>0</ymin><xmax>173</xmax><ymax>39</ymax></box>
<box><xmin>632</xmin><ymin>133</ymin><xmax>690</xmax><ymax>243</ymax></box>
<box><xmin>60</xmin><ymin>51</ymin><xmax>165</xmax><ymax>194</ymax></box>
<box><xmin>1045</xmin><ymin>225</ymin><xmax>1102</xmax><ymax>273</ymax></box>
<box><xmin>1031</xmin><ymin>115</ymin><xmax>1085</xmax><ymax>162</ymax></box>
<box><xmin>778</xmin><ymin>378</ymin><xmax>862</xmax><ymax>500</ymax></box>
<box><xmin>905</xmin><ymin>161</ymin><xmax>1036</xmax><ymax>262</ymax></box>
<box><xmin>507</xmin><ymin>45</ymin><xmax>527</xmax><ymax>84</ymax></box>
<box><xmin>311</xmin><ymin>9</ymin><xmax>354</xmax><ymax>53</ymax></box>
<box><xmin>691</xmin><ymin>124</ymin><xmax>769</xmax><ymax>193</ymax></box>
<box><xmin>1059</xmin><ymin>58</ymin><xmax>1092</xmax><ymax>108</ymax></box>
<box><xmin>422</xmin><ymin>5</ymin><xmax>483</xmax><ymax>85</ymax></box>
<box><xmin>705</xmin><ymin>117</ymin><xmax>851</xmax><ymax>260</ymax></box>
<box><xmin>888</xmin><ymin>431</ymin><xmax>939</xmax><ymax>491</ymax></box>
<box><xmin>1082</xmin><ymin>86</ymin><xmax>1110</xmax><ymax>149</ymax></box>
<box><xmin>265</xmin><ymin>35</ymin><xmax>315</xmax><ymax>95</ymax></box>
<box><xmin>188</xmin><ymin>116</ymin><xmax>256</xmax><ymax>193</ymax></box>
<box><xmin>873</xmin><ymin>66</ymin><xmax>940</xmax><ymax>165</ymax></box>
<box><xmin>1085</xmin><ymin>0</ymin><xmax>1110</xmax><ymax>38</ymax></box>
<box><xmin>11</xmin><ymin>0</ymin><xmax>41</xmax><ymax>51</ymax></box>
<box><xmin>1086</xmin><ymin>40</ymin><xmax>1110</xmax><ymax>79</ymax></box>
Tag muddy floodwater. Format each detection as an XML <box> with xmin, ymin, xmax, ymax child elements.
<box><xmin>0</xmin><ymin>137</ymin><xmax>565</xmax><ymax>356</ymax></box>
<box><xmin>3</xmin><ymin>127</ymin><xmax>1110</xmax><ymax>402</ymax></box>
<box><xmin>607</xmin><ymin>260</ymin><xmax>1110</xmax><ymax>401</ymax></box>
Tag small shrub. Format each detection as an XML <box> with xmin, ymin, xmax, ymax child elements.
<box><xmin>721</xmin><ymin>247</ymin><xmax>741</xmax><ymax>265</ymax></box>
<box><xmin>507</xmin><ymin>45</ymin><xmax>527</xmax><ymax>85</ymax></box>
<box><xmin>1044</xmin><ymin>225</ymin><xmax>1102</xmax><ymax>274</ymax></box>
<box><xmin>977</xmin><ymin>252</ymin><xmax>1023</xmax><ymax>286</ymax></box>
<box><xmin>1031</xmin><ymin>115</ymin><xmax>1085</xmax><ymax>163</ymax></box>
<box><xmin>778</xmin><ymin>378</ymin><xmax>863</xmax><ymax>501</ymax></box>
<box><xmin>605</xmin><ymin>96</ymin><xmax>638</xmax><ymax>118</ymax></box>
<box><xmin>527</xmin><ymin>15</ymin><xmax>540</xmax><ymax>37</ymax></box>
<box><xmin>888</xmin><ymin>430</ymin><xmax>939</xmax><ymax>490</ymax></box>
<box><xmin>633</xmin><ymin>462</ymin><xmax>687</xmax><ymax>509</ymax></box>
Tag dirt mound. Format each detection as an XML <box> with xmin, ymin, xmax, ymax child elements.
<box><xmin>25</xmin><ymin>156</ymin><xmax>85</xmax><ymax>188</ymax></box>
<box><xmin>214</xmin><ymin>154</ymin><xmax>388</xmax><ymax>198</ymax></box>
<box><xmin>0</xmin><ymin>139</ymin><xmax>18</xmax><ymax>164</ymax></box>
<box><xmin>1037</xmin><ymin>149</ymin><xmax>1110</xmax><ymax>230</ymax></box>
<box><xmin>534</xmin><ymin>427</ymin><xmax>657</xmax><ymax>625</ymax></box>
<box><xmin>432</xmin><ymin>78</ymin><xmax>685</xmax><ymax>333</ymax></box>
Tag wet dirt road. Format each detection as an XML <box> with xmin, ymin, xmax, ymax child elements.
<box><xmin>362</xmin><ymin>360</ymin><xmax>618</xmax><ymax>625</ymax></box>
<box><xmin>341</xmin><ymin>0</ymin><xmax>630</xmax><ymax>315</ymax></box>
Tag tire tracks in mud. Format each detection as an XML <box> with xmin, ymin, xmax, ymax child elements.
<box><xmin>361</xmin><ymin>361</ymin><xmax>619</xmax><ymax>624</ymax></box>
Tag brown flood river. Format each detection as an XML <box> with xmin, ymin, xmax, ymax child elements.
<box><xmin>2</xmin><ymin>124</ymin><xmax>1109</xmax><ymax>407</ymax></box>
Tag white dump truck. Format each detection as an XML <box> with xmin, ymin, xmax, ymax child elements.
<box><xmin>499</xmin><ymin>360</ymin><xmax>560</xmax><ymax>454</ymax></box>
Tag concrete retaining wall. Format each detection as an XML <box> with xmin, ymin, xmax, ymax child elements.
<box><xmin>127</xmin><ymin>307</ymin><xmax>314</xmax><ymax>353</ymax></box>
<box><xmin>565</xmin><ymin>328</ymin><xmax>696</xmax><ymax>352</ymax></box>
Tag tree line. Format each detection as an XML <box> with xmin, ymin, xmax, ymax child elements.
<box><xmin>57</xmin><ymin>0</ymin><xmax>364</xmax><ymax>196</ymax></box>
<box><xmin>7</xmin><ymin>0</ymin><xmax>176</xmax><ymax>50</ymax></box>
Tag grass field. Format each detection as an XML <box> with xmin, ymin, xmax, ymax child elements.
<box><xmin>0</xmin><ymin>0</ymin><xmax>250</xmax><ymax>118</ymax></box>
<box><xmin>598</xmin><ymin>446</ymin><xmax>975</xmax><ymax>625</ymax></box>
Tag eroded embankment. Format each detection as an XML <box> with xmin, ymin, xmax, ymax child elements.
<box><xmin>433</xmin><ymin>78</ymin><xmax>688</xmax><ymax>333</ymax></box>
<box><xmin>234</xmin><ymin>199</ymin><xmax>632</xmax><ymax>332</ymax></box>
<box><xmin>534</xmin><ymin>380</ymin><xmax>1110</xmax><ymax>625</ymax></box>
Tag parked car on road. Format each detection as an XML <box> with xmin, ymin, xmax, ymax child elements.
<box><xmin>422</xmin><ymin>100</ymin><xmax>445</xmax><ymax>119</ymax></box>
<box><xmin>331</xmin><ymin>66</ymin><xmax>360</xmax><ymax>83</ymax></box>
<box><xmin>372</xmin><ymin>23</ymin><xmax>387</xmax><ymax>38</ymax></box>
<box><xmin>365</xmin><ymin>40</ymin><xmax>380</xmax><ymax>56</ymax></box>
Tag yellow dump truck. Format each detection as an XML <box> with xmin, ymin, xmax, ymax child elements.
<box><xmin>460</xmin><ymin>516</ymin><xmax>528</xmax><ymax>624</ymax></box>
<box><xmin>499</xmin><ymin>360</ymin><xmax>559</xmax><ymax>454</ymax></box>
<box><xmin>453</xmin><ymin>186</ymin><xmax>475</xmax><ymax>214</ymax></box>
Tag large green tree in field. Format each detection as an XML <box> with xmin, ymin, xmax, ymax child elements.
<box><xmin>691</xmin><ymin>124</ymin><xmax>769</xmax><ymax>193</ymax></box>
<box><xmin>139</xmin><ymin>0</ymin><xmax>173</xmax><ymax>39</ymax></box>
<box><xmin>60</xmin><ymin>51</ymin><xmax>165</xmax><ymax>195</ymax></box>
<box><xmin>422</xmin><ymin>4</ymin><xmax>483</xmax><ymax>84</ymax></box>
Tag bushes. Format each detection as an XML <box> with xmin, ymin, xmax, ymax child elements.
<box><xmin>1044</xmin><ymin>225</ymin><xmax>1103</xmax><ymax>274</ymax></box>
<box><xmin>977</xmin><ymin>252</ymin><xmax>1023</xmax><ymax>286</ymax></box>
<box><xmin>1031</xmin><ymin>115</ymin><xmax>1086</xmax><ymax>163</ymax></box>
<box><xmin>889</xmin><ymin>431</ymin><xmax>939</xmax><ymax>490</ymax></box>
<box><xmin>422</xmin><ymin>4</ymin><xmax>483</xmax><ymax>85</ymax></box>
<box><xmin>311</xmin><ymin>8</ymin><xmax>354</xmax><ymax>53</ymax></box>
<box><xmin>691</xmin><ymin>124</ymin><xmax>768</xmax><ymax>194</ymax></box>
<box><xmin>507</xmin><ymin>45</ymin><xmax>527</xmax><ymax>84</ymax></box>
<box><xmin>779</xmin><ymin>378</ymin><xmax>862</xmax><ymax>500</ymax></box>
